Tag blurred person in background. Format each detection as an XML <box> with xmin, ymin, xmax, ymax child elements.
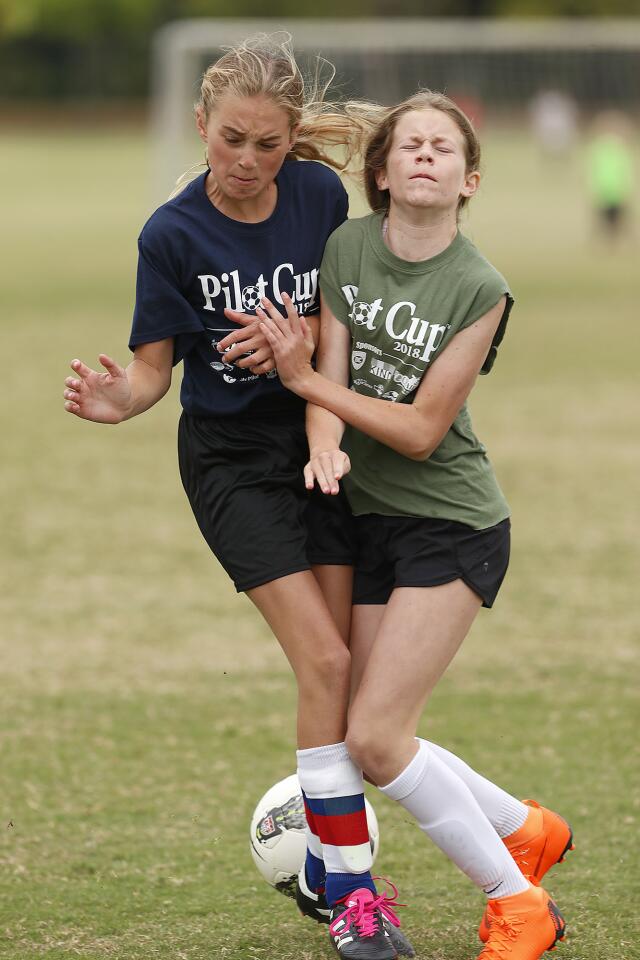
<box><xmin>261</xmin><ymin>89</ymin><xmax>574</xmax><ymax>960</ymax></box>
<box><xmin>529</xmin><ymin>89</ymin><xmax>578</xmax><ymax>157</ymax></box>
<box><xmin>586</xmin><ymin>109</ymin><xmax>634</xmax><ymax>243</ymax></box>
<box><xmin>62</xmin><ymin>33</ymin><xmax>414</xmax><ymax>960</ymax></box>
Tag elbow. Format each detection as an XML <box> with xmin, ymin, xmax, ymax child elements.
<box><xmin>407</xmin><ymin>444</ymin><xmax>436</xmax><ymax>462</ymax></box>
<box><xmin>396</xmin><ymin>436</ymin><xmax>437</xmax><ymax>461</ymax></box>
<box><xmin>402</xmin><ymin>424</ymin><xmax>438</xmax><ymax>461</ymax></box>
<box><xmin>402</xmin><ymin>414</ymin><xmax>450</xmax><ymax>461</ymax></box>
<box><xmin>392</xmin><ymin>411</ymin><xmax>439</xmax><ymax>461</ymax></box>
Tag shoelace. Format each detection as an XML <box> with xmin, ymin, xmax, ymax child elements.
<box><xmin>373</xmin><ymin>876</ymin><xmax>406</xmax><ymax>929</ymax></box>
<box><xmin>329</xmin><ymin>878</ymin><xmax>407</xmax><ymax>940</ymax></box>
<box><xmin>330</xmin><ymin>892</ymin><xmax>382</xmax><ymax>939</ymax></box>
<box><xmin>481</xmin><ymin>915</ymin><xmax>525</xmax><ymax>958</ymax></box>
<box><xmin>330</xmin><ymin>885</ymin><xmax>402</xmax><ymax>940</ymax></box>
<box><xmin>508</xmin><ymin>842</ymin><xmax>533</xmax><ymax>869</ymax></box>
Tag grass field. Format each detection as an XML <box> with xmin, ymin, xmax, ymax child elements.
<box><xmin>1</xmin><ymin>125</ymin><xmax>639</xmax><ymax>960</ymax></box>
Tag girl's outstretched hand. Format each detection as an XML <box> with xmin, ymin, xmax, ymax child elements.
<box><xmin>63</xmin><ymin>355</ymin><xmax>132</xmax><ymax>424</ymax></box>
<box><xmin>258</xmin><ymin>292</ymin><xmax>315</xmax><ymax>393</ymax></box>
<box><xmin>304</xmin><ymin>448</ymin><xmax>351</xmax><ymax>495</ymax></box>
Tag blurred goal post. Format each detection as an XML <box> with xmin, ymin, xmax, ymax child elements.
<box><xmin>151</xmin><ymin>17</ymin><xmax>640</xmax><ymax>201</ymax></box>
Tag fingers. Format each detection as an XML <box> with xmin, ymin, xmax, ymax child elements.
<box><xmin>259</xmin><ymin>316</ymin><xmax>281</xmax><ymax>346</ymax></box>
<box><xmin>281</xmin><ymin>292</ymin><xmax>301</xmax><ymax>334</ymax></box>
<box><xmin>223</xmin><ymin>308</ymin><xmax>257</xmax><ymax>327</ymax></box>
<box><xmin>98</xmin><ymin>354</ymin><xmax>125</xmax><ymax>378</ymax></box>
<box><xmin>258</xmin><ymin>296</ymin><xmax>290</xmax><ymax>336</ymax></box>
<box><xmin>305</xmin><ymin>450</ymin><xmax>350</xmax><ymax>494</ymax></box>
<box><xmin>250</xmin><ymin>358</ymin><xmax>275</xmax><ymax>375</ymax></box>
<box><xmin>303</xmin><ymin>462</ymin><xmax>316</xmax><ymax>490</ymax></box>
<box><xmin>64</xmin><ymin>369</ymin><xmax>83</xmax><ymax>412</ymax></box>
<box><xmin>217</xmin><ymin>323</ymin><xmax>258</xmax><ymax>352</ymax></box>
<box><xmin>299</xmin><ymin>315</ymin><xmax>315</xmax><ymax>352</ymax></box>
<box><xmin>259</xmin><ymin>319</ymin><xmax>292</xmax><ymax>369</ymax></box>
<box><xmin>70</xmin><ymin>358</ymin><xmax>93</xmax><ymax>380</ymax></box>
<box><xmin>237</xmin><ymin>345</ymin><xmax>272</xmax><ymax>369</ymax></box>
<box><xmin>331</xmin><ymin>451</ymin><xmax>350</xmax><ymax>481</ymax></box>
<box><xmin>308</xmin><ymin>453</ymin><xmax>340</xmax><ymax>496</ymax></box>
<box><xmin>224</xmin><ymin>296</ymin><xmax>301</xmax><ymax>332</ymax></box>
<box><xmin>223</xmin><ymin>336</ymin><xmax>263</xmax><ymax>365</ymax></box>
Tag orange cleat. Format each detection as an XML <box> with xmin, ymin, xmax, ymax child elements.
<box><xmin>479</xmin><ymin>800</ymin><xmax>574</xmax><ymax>942</ymax></box>
<box><xmin>477</xmin><ymin>885</ymin><xmax>565</xmax><ymax>959</ymax></box>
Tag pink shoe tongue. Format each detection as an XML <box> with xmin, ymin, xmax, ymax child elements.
<box><xmin>345</xmin><ymin>888</ymin><xmax>374</xmax><ymax>908</ymax></box>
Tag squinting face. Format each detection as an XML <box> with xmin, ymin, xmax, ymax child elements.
<box><xmin>197</xmin><ymin>93</ymin><xmax>296</xmax><ymax>207</ymax></box>
<box><xmin>376</xmin><ymin>108</ymin><xmax>479</xmax><ymax>214</ymax></box>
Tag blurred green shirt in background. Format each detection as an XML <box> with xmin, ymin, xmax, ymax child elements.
<box><xmin>587</xmin><ymin>133</ymin><xmax>633</xmax><ymax>208</ymax></box>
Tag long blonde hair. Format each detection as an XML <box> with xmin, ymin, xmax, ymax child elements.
<box><xmin>172</xmin><ymin>32</ymin><xmax>360</xmax><ymax>196</ymax></box>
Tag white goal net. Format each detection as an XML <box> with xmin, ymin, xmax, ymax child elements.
<box><xmin>151</xmin><ymin>17</ymin><xmax>640</xmax><ymax>200</ymax></box>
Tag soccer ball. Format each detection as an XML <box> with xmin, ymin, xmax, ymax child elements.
<box><xmin>350</xmin><ymin>301</ymin><xmax>373</xmax><ymax>326</ymax></box>
<box><xmin>249</xmin><ymin>773</ymin><xmax>380</xmax><ymax>898</ymax></box>
<box><xmin>242</xmin><ymin>285</ymin><xmax>262</xmax><ymax>311</ymax></box>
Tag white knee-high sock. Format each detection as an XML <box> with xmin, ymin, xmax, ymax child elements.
<box><xmin>424</xmin><ymin>740</ymin><xmax>528</xmax><ymax>837</ymax></box>
<box><xmin>379</xmin><ymin>741</ymin><xmax>529</xmax><ymax>898</ymax></box>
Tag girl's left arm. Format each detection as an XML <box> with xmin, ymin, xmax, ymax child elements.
<box><xmin>261</xmin><ymin>294</ymin><xmax>506</xmax><ymax>461</ymax></box>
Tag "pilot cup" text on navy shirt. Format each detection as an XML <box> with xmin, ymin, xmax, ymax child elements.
<box><xmin>130</xmin><ymin>159</ymin><xmax>348</xmax><ymax>418</ymax></box>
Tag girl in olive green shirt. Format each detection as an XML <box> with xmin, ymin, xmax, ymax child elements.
<box><xmin>261</xmin><ymin>91</ymin><xmax>570</xmax><ymax>960</ymax></box>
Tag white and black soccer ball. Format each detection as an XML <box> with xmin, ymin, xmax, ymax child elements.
<box><xmin>242</xmin><ymin>285</ymin><xmax>262</xmax><ymax>311</ymax></box>
<box><xmin>249</xmin><ymin>773</ymin><xmax>380</xmax><ymax>898</ymax></box>
<box><xmin>350</xmin><ymin>301</ymin><xmax>373</xmax><ymax>326</ymax></box>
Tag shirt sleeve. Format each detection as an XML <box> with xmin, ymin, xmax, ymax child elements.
<box><xmin>129</xmin><ymin>228</ymin><xmax>204</xmax><ymax>365</ymax></box>
<box><xmin>331</xmin><ymin>182</ymin><xmax>349</xmax><ymax>233</ymax></box>
<box><xmin>306</xmin><ymin>178</ymin><xmax>348</xmax><ymax>319</ymax></box>
<box><xmin>319</xmin><ymin>230</ymin><xmax>349</xmax><ymax>326</ymax></box>
<box><xmin>459</xmin><ymin>273</ymin><xmax>514</xmax><ymax>375</ymax></box>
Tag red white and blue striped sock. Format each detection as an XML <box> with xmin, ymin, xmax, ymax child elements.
<box><xmin>297</xmin><ymin>742</ymin><xmax>375</xmax><ymax>906</ymax></box>
<box><xmin>301</xmin><ymin>794</ymin><xmax>326</xmax><ymax>892</ymax></box>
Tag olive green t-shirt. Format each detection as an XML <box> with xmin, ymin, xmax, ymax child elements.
<box><xmin>319</xmin><ymin>211</ymin><xmax>512</xmax><ymax>529</ymax></box>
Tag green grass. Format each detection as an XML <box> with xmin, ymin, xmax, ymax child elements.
<box><xmin>1</xmin><ymin>126</ymin><xmax>639</xmax><ymax>959</ymax></box>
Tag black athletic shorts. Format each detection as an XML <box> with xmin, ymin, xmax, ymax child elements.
<box><xmin>178</xmin><ymin>411</ymin><xmax>356</xmax><ymax>592</ymax></box>
<box><xmin>352</xmin><ymin>514</ymin><xmax>511</xmax><ymax>608</ymax></box>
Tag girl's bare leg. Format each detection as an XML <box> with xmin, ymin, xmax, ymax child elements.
<box><xmin>248</xmin><ymin>570</ymin><xmax>351</xmax><ymax>748</ymax></box>
<box><xmin>250</xmin><ymin>568</ymin><xmax>376</xmax><ymax>904</ymax></box>
<box><xmin>311</xmin><ymin>563</ymin><xmax>353</xmax><ymax>645</ymax></box>
<box><xmin>347</xmin><ymin>580</ymin><xmax>481</xmax><ymax>785</ymax></box>
<box><xmin>348</xmin><ymin>587</ymin><xmax>531</xmax><ymax>837</ymax></box>
<box><xmin>347</xmin><ymin>581</ymin><xmax>530</xmax><ymax>900</ymax></box>
<box><xmin>348</xmin><ymin>604</ymin><xmax>385</xmax><ymax>703</ymax></box>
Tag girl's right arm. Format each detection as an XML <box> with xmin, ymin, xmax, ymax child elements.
<box><xmin>305</xmin><ymin>302</ymin><xmax>352</xmax><ymax>495</ymax></box>
<box><xmin>63</xmin><ymin>338</ymin><xmax>174</xmax><ymax>424</ymax></box>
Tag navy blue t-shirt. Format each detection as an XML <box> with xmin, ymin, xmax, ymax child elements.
<box><xmin>129</xmin><ymin>159</ymin><xmax>348</xmax><ymax>418</ymax></box>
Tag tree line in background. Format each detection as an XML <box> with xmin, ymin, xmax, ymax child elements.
<box><xmin>0</xmin><ymin>0</ymin><xmax>637</xmax><ymax>100</ymax></box>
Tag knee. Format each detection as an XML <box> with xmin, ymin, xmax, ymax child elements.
<box><xmin>299</xmin><ymin>640</ymin><xmax>351</xmax><ymax>693</ymax></box>
<box><xmin>345</xmin><ymin>722</ymin><xmax>389</xmax><ymax>782</ymax></box>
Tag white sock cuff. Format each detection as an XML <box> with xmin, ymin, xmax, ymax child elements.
<box><xmin>297</xmin><ymin>742</ymin><xmax>363</xmax><ymax>798</ymax></box>
<box><xmin>296</xmin><ymin>742</ymin><xmax>350</xmax><ymax>770</ymax></box>
<box><xmin>379</xmin><ymin>742</ymin><xmax>429</xmax><ymax>802</ymax></box>
<box><xmin>494</xmin><ymin>797</ymin><xmax>529</xmax><ymax>838</ymax></box>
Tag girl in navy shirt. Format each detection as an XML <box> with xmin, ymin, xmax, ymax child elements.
<box><xmin>63</xmin><ymin>34</ymin><xmax>411</xmax><ymax>960</ymax></box>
